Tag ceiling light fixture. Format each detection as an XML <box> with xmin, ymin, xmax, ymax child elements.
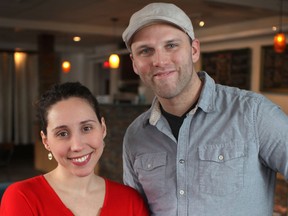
<box><xmin>274</xmin><ymin>0</ymin><xmax>286</xmax><ymax>53</ymax></box>
<box><xmin>199</xmin><ymin>20</ymin><xmax>205</xmax><ymax>27</ymax></box>
<box><xmin>109</xmin><ymin>17</ymin><xmax>120</xmax><ymax>69</ymax></box>
<box><xmin>73</xmin><ymin>36</ymin><xmax>81</xmax><ymax>42</ymax></box>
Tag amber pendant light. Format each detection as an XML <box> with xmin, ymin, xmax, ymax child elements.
<box><xmin>109</xmin><ymin>18</ymin><xmax>120</xmax><ymax>69</ymax></box>
<box><xmin>274</xmin><ymin>0</ymin><xmax>286</xmax><ymax>53</ymax></box>
<box><xmin>62</xmin><ymin>60</ymin><xmax>71</xmax><ymax>73</ymax></box>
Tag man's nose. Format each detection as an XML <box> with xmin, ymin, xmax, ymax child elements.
<box><xmin>152</xmin><ymin>49</ymin><xmax>168</xmax><ymax>67</ymax></box>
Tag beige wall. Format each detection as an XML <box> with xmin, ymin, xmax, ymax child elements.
<box><xmin>196</xmin><ymin>17</ymin><xmax>288</xmax><ymax>114</ymax></box>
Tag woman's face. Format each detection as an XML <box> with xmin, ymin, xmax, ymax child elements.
<box><xmin>41</xmin><ymin>97</ymin><xmax>106</xmax><ymax>177</ymax></box>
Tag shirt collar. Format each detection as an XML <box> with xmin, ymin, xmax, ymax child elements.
<box><xmin>149</xmin><ymin>98</ymin><xmax>162</xmax><ymax>126</ymax></box>
<box><xmin>196</xmin><ymin>71</ymin><xmax>216</xmax><ymax>113</ymax></box>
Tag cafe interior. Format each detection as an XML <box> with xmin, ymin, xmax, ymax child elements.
<box><xmin>0</xmin><ymin>0</ymin><xmax>287</xmax><ymax>214</ymax></box>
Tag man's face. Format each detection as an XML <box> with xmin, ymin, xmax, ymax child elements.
<box><xmin>130</xmin><ymin>23</ymin><xmax>200</xmax><ymax>100</ymax></box>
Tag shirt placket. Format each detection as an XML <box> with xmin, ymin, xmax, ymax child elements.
<box><xmin>176</xmin><ymin>116</ymin><xmax>191</xmax><ymax>216</ymax></box>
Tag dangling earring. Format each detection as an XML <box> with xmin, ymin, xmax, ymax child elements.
<box><xmin>48</xmin><ymin>152</ymin><xmax>53</xmax><ymax>160</ymax></box>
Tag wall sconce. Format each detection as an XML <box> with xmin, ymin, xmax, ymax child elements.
<box><xmin>62</xmin><ymin>61</ymin><xmax>71</xmax><ymax>73</ymax></box>
<box><xmin>274</xmin><ymin>0</ymin><xmax>286</xmax><ymax>53</ymax></box>
<box><xmin>109</xmin><ymin>54</ymin><xmax>120</xmax><ymax>69</ymax></box>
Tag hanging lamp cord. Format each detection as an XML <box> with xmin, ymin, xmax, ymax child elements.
<box><xmin>279</xmin><ymin>0</ymin><xmax>283</xmax><ymax>33</ymax></box>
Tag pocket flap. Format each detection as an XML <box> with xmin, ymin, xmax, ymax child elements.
<box><xmin>134</xmin><ymin>152</ymin><xmax>167</xmax><ymax>171</ymax></box>
<box><xmin>198</xmin><ymin>142</ymin><xmax>245</xmax><ymax>162</ymax></box>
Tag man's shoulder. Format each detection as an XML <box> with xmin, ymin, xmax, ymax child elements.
<box><xmin>126</xmin><ymin>108</ymin><xmax>151</xmax><ymax>132</ymax></box>
<box><xmin>215</xmin><ymin>84</ymin><xmax>265</xmax><ymax>102</ymax></box>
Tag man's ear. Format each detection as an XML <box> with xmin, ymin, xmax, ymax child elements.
<box><xmin>130</xmin><ymin>53</ymin><xmax>139</xmax><ymax>75</ymax></box>
<box><xmin>191</xmin><ymin>39</ymin><xmax>200</xmax><ymax>63</ymax></box>
<box><xmin>40</xmin><ymin>131</ymin><xmax>50</xmax><ymax>151</ymax></box>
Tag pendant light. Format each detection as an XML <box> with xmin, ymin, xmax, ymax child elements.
<box><xmin>62</xmin><ymin>60</ymin><xmax>71</xmax><ymax>73</ymax></box>
<box><xmin>109</xmin><ymin>54</ymin><xmax>120</xmax><ymax>69</ymax></box>
<box><xmin>61</xmin><ymin>34</ymin><xmax>73</xmax><ymax>73</ymax></box>
<box><xmin>109</xmin><ymin>18</ymin><xmax>120</xmax><ymax>69</ymax></box>
<box><xmin>274</xmin><ymin>0</ymin><xmax>286</xmax><ymax>53</ymax></box>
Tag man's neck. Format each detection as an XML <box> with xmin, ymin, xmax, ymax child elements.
<box><xmin>159</xmin><ymin>72</ymin><xmax>203</xmax><ymax>117</ymax></box>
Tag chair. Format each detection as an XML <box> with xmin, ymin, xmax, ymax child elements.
<box><xmin>0</xmin><ymin>182</ymin><xmax>12</xmax><ymax>201</ymax></box>
<box><xmin>0</xmin><ymin>142</ymin><xmax>14</xmax><ymax>181</ymax></box>
<box><xmin>0</xmin><ymin>142</ymin><xmax>14</xmax><ymax>167</ymax></box>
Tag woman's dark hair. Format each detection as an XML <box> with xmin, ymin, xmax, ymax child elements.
<box><xmin>35</xmin><ymin>82</ymin><xmax>101</xmax><ymax>135</ymax></box>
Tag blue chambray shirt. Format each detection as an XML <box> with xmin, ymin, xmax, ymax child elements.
<box><xmin>123</xmin><ymin>71</ymin><xmax>288</xmax><ymax>216</ymax></box>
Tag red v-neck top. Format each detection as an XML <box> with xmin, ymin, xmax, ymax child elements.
<box><xmin>0</xmin><ymin>175</ymin><xmax>149</xmax><ymax>216</ymax></box>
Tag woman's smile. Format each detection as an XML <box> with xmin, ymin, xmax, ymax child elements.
<box><xmin>69</xmin><ymin>152</ymin><xmax>92</xmax><ymax>166</ymax></box>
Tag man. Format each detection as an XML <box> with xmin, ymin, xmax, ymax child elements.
<box><xmin>122</xmin><ymin>2</ymin><xmax>288</xmax><ymax>216</ymax></box>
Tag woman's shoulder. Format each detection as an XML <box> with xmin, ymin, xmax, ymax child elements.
<box><xmin>105</xmin><ymin>179</ymin><xmax>136</xmax><ymax>191</ymax></box>
<box><xmin>1</xmin><ymin>175</ymin><xmax>46</xmax><ymax>209</ymax></box>
<box><xmin>4</xmin><ymin>175</ymin><xmax>45</xmax><ymax>196</ymax></box>
<box><xmin>104</xmin><ymin>178</ymin><xmax>141</xmax><ymax>198</ymax></box>
<box><xmin>101</xmin><ymin>178</ymin><xmax>149</xmax><ymax>215</ymax></box>
<box><xmin>3</xmin><ymin>175</ymin><xmax>47</xmax><ymax>199</ymax></box>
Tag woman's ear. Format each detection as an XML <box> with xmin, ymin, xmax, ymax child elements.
<box><xmin>100</xmin><ymin>117</ymin><xmax>107</xmax><ymax>139</ymax></box>
<box><xmin>40</xmin><ymin>131</ymin><xmax>50</xmax><ymax>151</ymax></box>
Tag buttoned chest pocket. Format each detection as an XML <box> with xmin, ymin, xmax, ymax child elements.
<box><xmin>134</xmin><ymin>152</ymin><xmax>167</xmax><ymax>202</ymax></box>
<box><xmin>198</xmin><ymin>142</ymin><xmax>245</xmax><ymax>196</ymax></box>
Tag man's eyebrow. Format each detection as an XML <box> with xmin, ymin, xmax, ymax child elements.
<box><xmin>165</xmin><ymin>38</ymin><xmax>181</xmax><ymax>43</ymax></box>
<box><xmin>135</xmin><ymin>44</ymin><xmax>151</xmax><ymax>50</ymax></box>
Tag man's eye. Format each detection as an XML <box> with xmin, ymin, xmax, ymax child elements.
<box><xmin>139</xmin><ymin>48</ymin><xmax>153</xmax><ymax>56</ymax></box>
<box><xmin>167</xmin><ymin>43</ymin><xmax>177</xmax><ymax>49</ymax></box>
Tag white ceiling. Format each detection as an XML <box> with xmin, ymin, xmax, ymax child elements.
<box><xmin>0</xmin><ymin>0</ymin><xmax>287</xmax><ymax>51</ymax></box>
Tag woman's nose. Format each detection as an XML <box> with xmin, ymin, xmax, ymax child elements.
<box><xmin>70</xmin><ymin>134</ymin><xmax>84</xmax><ymax>151</ymax></box>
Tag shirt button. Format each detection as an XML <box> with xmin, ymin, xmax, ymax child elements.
<box><xmin>179</xmin><ymin>159</ymin><xmax>185</xmax><ymax>164</ymax></box>
<box><xmin>179</xmin><ymin>190</ymin><xmax>185</xmax><ymax>195</ymax></box>
<box><xmin>218</xmin><ymin>154</ymin><xmax>224</xmax><ymax>161</ymax></box>
<box><xmin>147</xmin><ymin>164</ymin><xmax>151</xmax><ymax>169</ymax></box>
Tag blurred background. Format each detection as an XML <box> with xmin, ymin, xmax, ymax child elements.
<box><xmin>0</xmin><ymin>0</ymin><xmax>287</xmax><ymax>214</ymax></box>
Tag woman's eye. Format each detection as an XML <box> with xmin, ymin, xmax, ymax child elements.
<box><xmin>83</xmin><ymin>126</ymin><xmax>92</xmax><ymax>132</ymax></box>
<box><xmin>57</xmin><ymin>131</ymin><xmax>68</xmax><ymax>137</ymax></box>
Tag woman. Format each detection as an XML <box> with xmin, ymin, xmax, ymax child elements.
<box><xmin>0</xmin><ymin>82</ymin><xmax>149</xmax><ymax>216</ymax></box>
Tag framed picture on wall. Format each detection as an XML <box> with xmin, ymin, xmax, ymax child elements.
<box><xmin>201</xmin><ymin>48</ymin><xmax>251</xmax><ymax>90</ymax></box>
<box><xmin>260</xmin><ymin>45</ymin><xmax>288</xmax><ymax>93</ymax></box>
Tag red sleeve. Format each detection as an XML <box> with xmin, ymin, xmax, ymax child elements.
<box><xmin>0</xmin><ymin>183</ymin><xmax>34</xmax><ymax>216</ymax></box>
<box><xmin>0</xmin><ymin>176</ymin><xmax>73</xmax><ymax>216</ymax></box>
<box><xmin>100</xmin><ymin>179</ymin><xmax>150</xmax><ymax>216</ymax></box>
<box><xmin>129</xmin><ymin>189</ymin><xmax>150</xmax><ymax>216</ymax></box>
